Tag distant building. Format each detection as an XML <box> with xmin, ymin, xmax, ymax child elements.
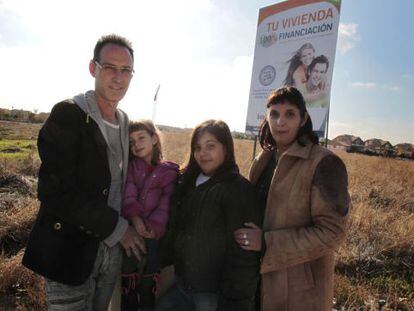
<box><xmin>364</xmin><ymin>138</ymin><xmax>383</xmax><ymax>149</ymax></box>
<box><xmin>329</xmin><ymin>134</ymin><xmax>364</xmax><ymax>150</ymax></box>
<box><xmin>365</xmin><ymin>139</ymin><xmax>393</xmax><ymax>153</ymax></box>
<box><xmin>352</xmin><ymin>137</ymin><xmax>364</xmax><ymax>146</ymax></box>
<box><xmin>35</xmin><ymin>112</ymin><xmax>50</xmax><ymax>123</ymax></box>
<box><xmin>394</xmin><ymin>143</ymin><xmax>414</xmax><ymax>158</ymax></box>
<box><xmin>0</xmin><ymin>108</ymin><xmax>11</xmax><ymax>119</ymax></box>
<box><xmin>10</xmin><ymin>109</ymin><xmax>31</xmax><ymax>121</ymax></box>
<box><xmin>381</xmin><ymin>141</ymin><xmax>393</xmax><ymax>150</ymax></box>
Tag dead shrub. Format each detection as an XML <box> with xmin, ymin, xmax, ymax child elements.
<box><xmin>0</xmin><ymin>251</ymin><xmax>46</xmax><ymax>310</ymax></box>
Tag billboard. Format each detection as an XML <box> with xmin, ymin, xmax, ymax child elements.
<box><xmin>245</xmin><ymin>0</ymin><xmax>341</xmax><ymax>137</ymax></box>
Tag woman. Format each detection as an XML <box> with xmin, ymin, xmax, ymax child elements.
<box><xmin>283</xmin><ymin>43</ymin><xmax>315</xmax><ymax>93</ymax></box>
<box><xmin>157</xmin><ymin>120</ymin><xmax>261</xmax><ymax>311</ymax></box>
<box><xmin>235</xmin><ymin>86</ymin><xmax>350</xmax><ymax>311</ymax></box>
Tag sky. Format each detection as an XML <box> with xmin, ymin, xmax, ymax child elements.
<box><xmin>0</xmin><ymin>0</ymin><xmax>413</xmax><ymax>144</ymax></box>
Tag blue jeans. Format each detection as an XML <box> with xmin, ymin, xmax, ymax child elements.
<box><xmin>45</xmin><ymin>243</ymin><xmax>122</xmax><ymax>311</ymax></box>
<box><xmin>155</xmin><ymin>283</ymin><xmax>218</xmax><ymax>311</ymax></box>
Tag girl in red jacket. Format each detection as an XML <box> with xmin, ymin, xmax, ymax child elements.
<box><xmin>121</xmin><ymin>120</ymin><xmax>179</xmax><ymax>311</ymax></box>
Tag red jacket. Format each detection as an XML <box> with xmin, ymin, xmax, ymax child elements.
<box><xmin>122</xmin><ymin>158</ymin><xmax>179</xmax><ymax>239</ymax></box>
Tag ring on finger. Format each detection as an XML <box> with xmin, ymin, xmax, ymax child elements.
<box><xmin>242</xmin><ymin>233</ymin><xmax>248</xmax><ymax>239</ymax></box>
<box><xmin>244</xmin><ymin>239</ymin><xmax>250</xmax><ymax>246</ymax></box>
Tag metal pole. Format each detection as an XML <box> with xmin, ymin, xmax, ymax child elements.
<box><xmin>324</xmin><ymin>107</ymin><xmax>330</xmax><ymax>148</ymax></box>
<box><xmin>152</xmin><ymin>100</ymin><xmax>157</xmax><ymax>123</ymax></box>
<box><xmin>252</xmin><ymin>135</ymin><xmax>258</xmax><ymax>160</ymax></box>
<box><xmin>152</xmin><ymin>84</ymin><xmax>161</xmax><ymax>123</ymax></box>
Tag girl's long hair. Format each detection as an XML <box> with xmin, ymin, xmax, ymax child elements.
<box><xmin>283</xmin><ymin>43</ymin><xmax>315</xmax><ymax>86</ymax></box>
<box><xmin>128</xmin><ymin>120</ymin><xmax>163</xmax><ymax>164</ymax></box>
<box><xmin>259</xmin><ymin>86</ymin><xmax>319</xmax><ymax>151</ymax></box>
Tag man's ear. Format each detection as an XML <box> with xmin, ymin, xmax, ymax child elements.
<box><xmin>89</xmin><ymin>60</ymin><xmax>96</xmax><ymax>77</ymax></box>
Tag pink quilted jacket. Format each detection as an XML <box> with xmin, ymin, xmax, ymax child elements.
<box><xmin>122</xmin><ymin>157</ymin><xmax>179</xmax><ymax>239</ymax></box>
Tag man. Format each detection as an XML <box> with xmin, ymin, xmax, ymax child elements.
<box><xmin>304</xmin><ymin>55</ymin><xmax>329</xmax><ymax>109</ymax></box>
<box><xmin>22</xmin><ymin>34</ymin><xmax>145</xmax><ymax>310</ymax></box>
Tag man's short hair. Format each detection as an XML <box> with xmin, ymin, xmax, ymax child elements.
<box><xmin>93</xmin><ymin>34</ymin><xmax>134</xmax><ymax>62</ymax></box>
<box><xmin>308</xmin><ymin>55</ymin><xmax>329</xmax><ymax>75</ymax></box>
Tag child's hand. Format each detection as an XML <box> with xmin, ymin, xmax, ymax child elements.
<box><xmin>141</xmin><ymin>227</ymin><xmax>156</xmax><ymax>239</ymax></box>
<box><xmin>131</xmin><ymin>216</ymin><xmax>147</xmax><ymax>236</ymax></box>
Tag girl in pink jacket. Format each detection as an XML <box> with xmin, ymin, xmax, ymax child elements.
<box><xmin>121</xmin><ymin>120</ymin><xmax>178</xmax><ymax>311</ymax></box>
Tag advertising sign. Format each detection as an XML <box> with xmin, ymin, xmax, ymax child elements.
<box><xmin>246</xmin><ymin>0</ymin><xmax>341</xmax><ymax>137</ymax></box>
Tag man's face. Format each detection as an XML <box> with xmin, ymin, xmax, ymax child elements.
<box><xmin>309</xmin><ymin>62</ymin><xmax>327</xmax><ymax>87</ymax></box>
<box><xmin>89</xmin><ymin>43</ymin><xmax>133</xmax><ymax>107</ymax></box>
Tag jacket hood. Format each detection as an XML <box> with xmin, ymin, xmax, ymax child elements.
<box><xmin>131</xmin><ymin>157</ymin><xmax>179</xmax><ymax>173</ymax></box>
<box><xmin>194</xmin><ymin>164</ymin><xmax>240</xmax><ymax>186</ymax></box>
<box><xmin>72</xmin><ymin>91</ymin><xmax>97</xmax><ymax>123</ymax></box>
<box><xmin>71</xmin><ymin>90</ymin><xmax>130</xmax><ymax>189</ymax></box>
<box><xmin>177</xmin><ymin>162</ymin><xmax>239</xmax><ymax>195</ymax></box>
<box><xmin>160</xmin><ymin>160</ymin><xmax>180</xmax><ymax>172</ymax></box>
<box><xmin>210</xmin><ymin>162</ymin><xmax>239</xmax><ymax>182</ymax></box>
<box><xmin>72</xmin><ymin>91</ymin><xmax>128</xmax><ymax>126</ymax></box>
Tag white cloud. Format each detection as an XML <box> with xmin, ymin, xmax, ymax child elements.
<box><xmin>130</xmin><ymin>54</ymin><xmax>255</xmax><ymax>131</ymax></box>
<box><xmin>328</xmin><ymin>121</ymin><xmax>359</xmax><ymax>140</ymax></box>
<box><xmin>0</xmin><ymin>2</ymin><xmax>33</xmax><ymax>46</ymax></box>
<box><xmin>387</xmin><ymin>86</ymin><xmax>402</xmax><ymax>92</ymax></box>
<box><xmin>349</xmin><ymin>83</ymin><xmax>401</xmax><ymax>92</ymax></box>
<box><xmin>402</xmin><ymin>74</ymin><xmax>414</xmax><ymax>81</ymax></box>
<box><xmin>350</xmin><ymin>82</ymin><xmax>377</xmax><ymax>89</ymax></box>
<box><xmin>0</xmin><ymin>0</ymin><xmax>257</xmax><ymax>132</ymax></box>
<box><xmin>337</xmin><ymin>23</ymin><xmax>359</xmax><ymax>54</ymax></box>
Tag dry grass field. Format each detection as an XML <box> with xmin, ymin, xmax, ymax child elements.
<box><xmin>0</xmin><ymin>121</ymin><xmax>413</xmax><ymax>310</ymax></box>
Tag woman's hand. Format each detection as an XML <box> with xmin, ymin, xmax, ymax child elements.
<box><xmin>234</xmin><ymin>222</ymin><xmax>262</xmax><ymax>251</ymax></box>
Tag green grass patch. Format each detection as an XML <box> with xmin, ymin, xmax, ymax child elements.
<box><xmin>368</xmin><ymin>274</ymin><xmax>414</xmax><ymax>301</ymax></box>
<box><xmin>0</xmin><ymin>140</ymin><xmax>37</xmax><ymax>159</ymax></box>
